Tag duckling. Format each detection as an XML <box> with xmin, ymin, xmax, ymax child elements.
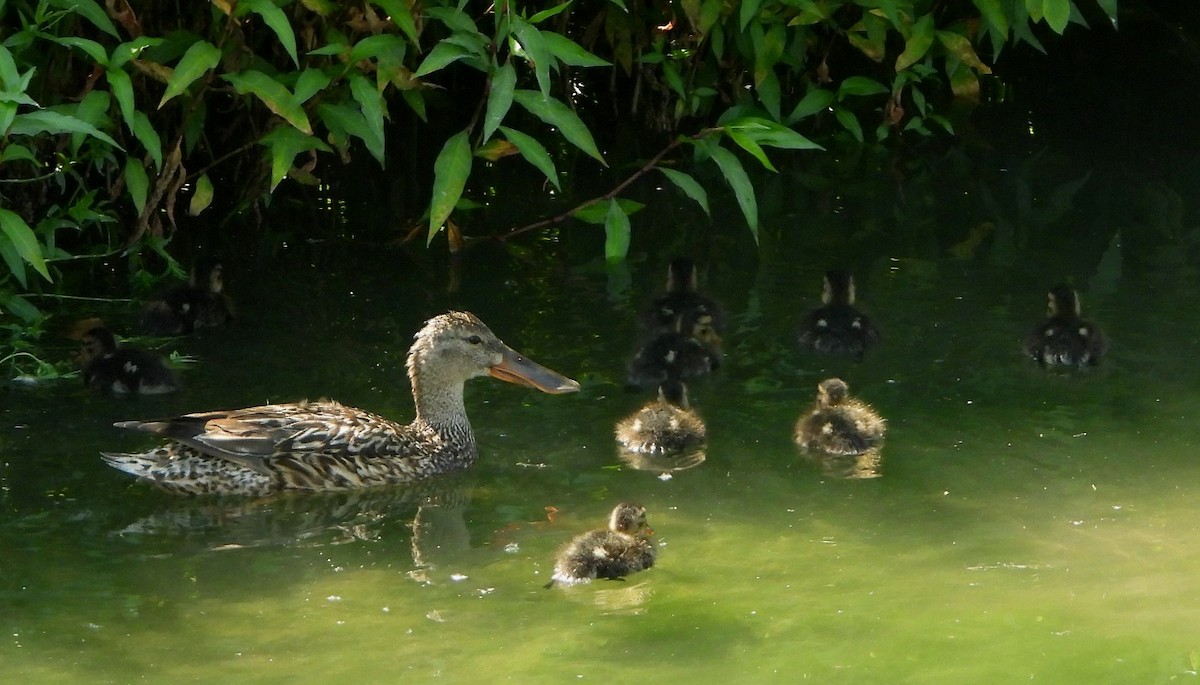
<box><xmin>797</xmin><ymin>270</ymin><xmax>880</xmax><ymax>359</ymax></box>
<box><xmin>640</xmin><ymin>258</ymin><xmax>723</xmax><ymax>335</ymax></box>
<box><xmin>78</xmin><ymin>327</ymin><xmax>180</xmax><ymax>395</ymax></box>
<box><xmin>1024</xmin><ymin>285</ymin><xmax>1107</xmax><ymax>368</ymax></box>
<box><xmin>140</xmin><ymin>257</ymin><xmax>233</xmax><ymax>335</ymax></box>
<box><xmin>794</xmin><ymin>378</ymin><xmax>885</xmax><ymax>455</ymax></box>
<box><xmin>547</xmin><ymin>503</ymin><xmax>655</xmax><ymax>587</ymax></box>
<box><xmin>615</xmin><ymin>378</ymin><xmax>706</xmax><ymax>455</ymax></box>
<box><xmin>627</xmin><ymin>308</ymin><xmax>722</xmax><ymax>389</ymax></box>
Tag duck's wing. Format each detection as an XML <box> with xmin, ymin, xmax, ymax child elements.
<box><xmin>114</xmin><ymin>400</ymin><xmax>407</xmax><ymax>473</ymax></box>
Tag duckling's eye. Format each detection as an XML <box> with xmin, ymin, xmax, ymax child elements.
<box><xmin>466</xmin><ymin>335</ymin><xmax>483</xmax><ymax>345</ymax></box>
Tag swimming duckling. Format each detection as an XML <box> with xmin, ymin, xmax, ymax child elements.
<box><xmin>140</xmin><ymin>257</ymin><xmax>233</xmax><ymax>335</ymax></box>
<box><xmin>797</xmin><ymin>270</ymin><xmax>880</xmax><ymax>359</ymax></box>
<box><xmin>640</xmin><ymin>258</ymin><xmax>724</xmax><ymax>335</ymax></box>
<box><xmin>547</xmin><ymin>503</ymin><xmax>655</xmax><ymax>587</ymax></box>
<box><xmin>615</xmin><ymin>378</ymin><xmax>706</xmax><ymax>455</ymax></box>
<box><xmin>627</xmin><ymin>308</ymin><xmax>722</xmax><ymax>389</ymax></box>
<box><xmin>794</xmin><ymin>378</ymin><xmax>885</xmax><ymax>455</ymax></box>
<box><xmin>78</xmin><ymin>327</ymin><xmax>179</xmax><ymax>395</ymax></box>
<box><xmin>1024</xmin><ymin>285</ymin><xmax>1107</xmax><ymax>368</ymax></box>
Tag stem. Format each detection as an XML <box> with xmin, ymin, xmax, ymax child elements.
<box><xmin>497</xmin><ymin>127</ymin><xmax>722</xmax><ymax>242</ymax></box>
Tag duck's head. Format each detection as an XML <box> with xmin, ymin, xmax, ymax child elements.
<box><xmin>665</xmin><ymin>258</ymin><xmax>699</xmax><ymax>294</ymax></box>
<box><xmin>77</xmin><ymin>327</ymin><xmax>118</xmax><ymax>365</ymax></box>
<box><xmin>816</xmin><ymin>377</ymin><xmax>850</xmax><ymax>407</ymax></box>
<box><xmin>821</xmin><ymin>270</ymin><xmax>857</xmax><ymax>306</ymax></box>
<box><xmin>407</xmin><ymin>311</ymin><xmax>580</xmax><ymax>394</ymax></box>
<box><xmin>1047</xmin><ymin>285</ymin><xmax>1081</xmax><ymax>318</ymax></box>
<box><xmin>608</xmin><ymin>502</ymin><xmax>653</xmax><ymax>536</ymax></box>
<box><xmin>190</xmin><ymin>258</ymin><xmax>224</xmax><ymax>294</ymax></box>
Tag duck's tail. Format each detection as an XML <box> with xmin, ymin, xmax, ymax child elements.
<box><xmin>101</xmin><ymin>450</ymin><xmax>164</xmax><ymax>478</ymax></box>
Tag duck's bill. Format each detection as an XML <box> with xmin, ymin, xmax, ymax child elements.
<box><xmin>490</xmin><ymin>347</ymin><xmax>581</xmax><ymax>394</ymax></box>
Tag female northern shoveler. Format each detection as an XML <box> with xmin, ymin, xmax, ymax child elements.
<box><xmin>797</xmin><ymin>270</ymin><xmax>880</xmax><ymax>360</ymax></box>
<box><xmin>140</xmin><ymin>257</ymin><xmax>234</xmax><ymax>335</ymax></box>
<box><xmin>794</xmin><ymin>378</ymin><xmax>886</xmax><ymax>455</ymax></box>
<box><xmin>547</xmin><ymin>503</ymin><xmax>656</xmax><ymax>587</ymax></box>
<box><xmin>78</xmin><ymin>326</ymin><xmax>180</xmax><ymax>395</ymax></box>
<box><xmin>1024</xmin><ymin>285</ymin><xmax>1107</xmax><ymax>368</ymax></box>
<box><xmin>103</xmin><ymin>312</ymin><xmax>579</xmax><ymax>495</ymax></box>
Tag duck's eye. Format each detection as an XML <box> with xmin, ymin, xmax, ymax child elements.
<box><xmin>467</xmin><ymin>335</ymin><xmax>483</xmax><ymax>345</ymax></box>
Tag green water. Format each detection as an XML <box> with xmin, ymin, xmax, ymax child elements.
<box><xmin>5</xmin><ymin>148</ymin><xmax>1200</xmax><ymax>682</ymax></box>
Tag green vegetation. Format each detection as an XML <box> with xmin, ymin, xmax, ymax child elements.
<box><xmin>0</xmin><ymin>0</ymin><xmax>1115</xmax><ymax>379</ymax></box>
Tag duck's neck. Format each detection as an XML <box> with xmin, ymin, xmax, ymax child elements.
<box><xmin>409</xmin><ymin>356</ymin><xmax>476</xmax><ymax>451</ymax></box>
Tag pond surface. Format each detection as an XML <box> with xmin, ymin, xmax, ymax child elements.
<box><xmin>5</xmin><ymin>96</ymin><xmax>1200</xmax><ymax>684</ymax></box>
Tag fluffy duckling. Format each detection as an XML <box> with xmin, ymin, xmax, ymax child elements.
<box><xmin>140</xmin><ymin>258</ymin><xmax>233</xmax><ymax>335</ymax></box>
<box><xmin>794</xmin><ymin>378</ymin><xmax>885</xmax><ymax>455</ymax></box>
<box><xmin>1024</xmin><ymin>285</ymin><xmax>1107</xmax><ymax>367</ymax></box>
<box><xmin>615</xmin><ymin>378</ymin><xmax>706</xmax><ymax>455</ymax></box>
<box><xmin>797</xmin><ymin>270</ymin><xmax>880</xmax><ymax>359</ymax></box>
<box><xmin>627</xmin><ymin>308</ymin><xmax>722</xmax><ymax>389</ymax></box>
<box><xmin>640</xmin><ymin>258</ymin><xmax>724</xmax><ymax>335</ymax></box>
<box><xmin>78</xmin><ymin>327</ymin><xmax>179</xmax><ymax>395</ymax></box>
<box><xmin>548</xmin><ymin>503</ymin><xmax>655</xmax><ymax>587</ymax></box>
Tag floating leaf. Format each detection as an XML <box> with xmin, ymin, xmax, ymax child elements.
<box><xmin>428</xmin><ymin>131</ymin><xmax>472</xmax><ymax>244</ymax></box>
<box><xmin>658</xmin><ymin>167</ymin><xmax>709</xmax><ymax>216</ymax></box>
<box><xmin>513</xmin><ymin>90</ymin><xmax>606</xmax><ymax>166</ymax></box>
<box><xmin>604</xmin><ymin>199</ymin><xmax>631</xmax><ymax>263</ymax></box>
<box><xmin>159</xmin><ymin>40</ymin><xmax>221</xmax><ymax>108</ymax></box>
<box><xmin>499</xmin><ymin>126</ymin><xmax>560</xmax><ymax>191</ymax></box>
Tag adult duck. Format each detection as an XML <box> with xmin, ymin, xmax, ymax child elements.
<box><xmin>794</xmin><ymin>378</ymin><xmax>886</xmax><ymax>455</ymax></box>
<box><xmin>797</xmin><ymin>270</ymin><xmax>880</xmax><ymax>360</ymax></box>
<box><xmin>547</xmin><ymin>503</ymin><xmax>656</xmax><ymax>587</ymax></box>
<box><xmin>1024</xmin><ymin>285</ymin><xmax>1107</xmax><ymax>368</ymax></box>
<box><xmin>103</xmin><ymin>312</ymin><xmax>580</xmax><ymax>495</ymax></box>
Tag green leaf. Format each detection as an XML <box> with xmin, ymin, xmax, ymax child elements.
<box><xmin>1</xmin><ymin>145</ymin><xmax>37</xmax><ymax>164</ymax></box>
<box><xmin>159</xmin><ymin>40</ymin><xmax>221</xmax><ymax>108</ymax></box>
<box><xmin>726</xmin><ymin>117</ymin><xmax>824</xmax><ymax>150</ymax></box>
<box><xmin>293</xmin><ymin>67</ymin><xmax>332</xmax><ymax>104</ymax></box>
<box><xmin>428</xmin><ymin>131</ymin><xmax>472</xmax><ymax>243</ymax></box>
<box><xmin>1042</xmin><ymin>0</ymin><xmax>1071</xmax><ymax>33</ymax></box>
<box><xmin>572</xmin><ymin>198</ymin><xmax>643</xmax><ymax>224</ymax></box>
<box><xmin>8</xmin><ymin>110</ymin><xmax>123</xmax><ymax>150</ymax></box>
<box><xmin>707</xmin><ymin>142</ymin><xmax>758</xmax><ymax>242</ymax></box>
<box><xmin>425</xmin><ymin>6</ymin><xmax>479</xmax><ymax>35</ymax></box>
<box><xmin>738</xmin><ymin>0</ymin><xmax>763</xmax><ymax>31</ymax></box>
<box><xmin>726</xmin><ymin>128</ymin><xmax>776</xmax><ymax>172</ymax></box>
<box><xmin>0</xmin><ymin>44</ymin><xmax>22</xmax><ymax>88</ymax></box>
<box><xmin>414</xmin><ymin>41</ymin><xmax>474</xmax><ymax>77</ymax></box>
<box><xmin>131</xmin><ymin>111</ymin><xmax>163</xmax><ymax>169</ymax></box>
<box><xmin>189</xmin><ymin>173</ymin><xmax>215</xmax><ymax>216</ymax></box>
<box><xmin>786</xmin><ymin>88</ymin><xmax>834</xmax><ymax>124</ymax></box>
<box><xmin>1</xmin><ymin>292</ymin><xmax>43</xmax><ymax>321</ymax></box>
<box><xmin>241</xmin><ymin>0</ymin><xmax>299</xmax><ymax>66</ymax></box>
<box><xmin>540</xmin><ymin>32</ymin><xmax>611</xmax><ymax>67</ymax></box>
<box><xmin>106</xmin><ymin>67</ymin><xmax>136</xmax><ymax>134</ymax></box>
<box><xmin>837</xmin><ymin>76</ymin><xmax>889</xmax><ymax>99</ymax></box>
<box><xmin>895</xmin><ymin>13</ymin><xmax>935</xmax><ymax>72</ymax></box>
<box><xmin>47</xmin><ymin>0</ymin><xmax>119</xmax><ymax>38</ymax></box>
<box><xmin>972</xmin><ymin>0</ymin><xmax>1010</xmax><ymax>39</ymax></box>
<box><xmin>110</xmin><ymin>37</ymin><xmax>164</xmax><ymax>69</ymax></box>
<box><xmin>755</xmin><ymin>23</ymin><xmax>785</xmax><ymax>86</ymax></box>
<box><xmin>658</xmin><ymin>167</ymin><xmax>709</xmax><ymax>216</ymax></box>
<box><xmin>260</xmin><ymin>125</ymin><xmax>331</xmax><ymax>191</ymax></box>
<box><xmin>483</xmin><ymin>63</ymin><xmax>516</xmax><ymax>144</ymax></box>
<box><xmin>937</xmin><ymin>31</ymin><xmax>992</xmax><ymax>73</ymax></box>
<box><xmin>499</xmin><ymin>126</ymin><xmax>560</xmax><ymax>191</ymax></box>
<box><xmin>349</xmin><ymin>73</ymin><xmax>386</xmax><ymax>164</ymax></box>
<box><xmin>757</xmin><ymin>70</ymin><xmax>781</xmax><ymax>121</ymax></box>
<box><xmin>513</xmin><ymin>90</ymin><xmax>606</xmax><ymax>166</ymax></box>
<box><xmin>223</xmin><ymin>70</ymin><xmax>312</xmax><ymax>134</ymax></box>
<box><xmin>530</xmin><ymin>1</ymin><xmax>573</xmax><ymax>24</ymax></box>
<box><xmin>350</xmin><ymin>33</ymin><xmax>408</xmax><ymax>65</ymax></box>
<box><xmin>834</xmin><ymin>107</ymin><xmax>864</xmax><ymax>142</ymax></box>
<box><xmin>46</xmin><ymin>36</ymin><xmax>109</xmax><ymax>65</ymax></box>
<box><xmin>124</xmin><ymin>157</ymin><xmax>148</xmax><ymax>214</ymax></box>
<box><xmin>372</xmin><ymin>0</ymin><xmax>420</xmax><ymax>46</ymax></box>
<box><xmin>603</xmin><ymin>199</ymin><xmax>631</xmax><ymax>263</ymax></box>
<box><xmin>0</xmin><ymin>209</ymin><xmax>51</xmax><ymax>283</ymax></box>
<box><xmin>511</xmin><ymin>17</ymin><xmax>552</xmax><ymax>97</ymax></box>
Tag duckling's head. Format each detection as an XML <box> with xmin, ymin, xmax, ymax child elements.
<box><xmin>78</xmin><ymin>327</ymin><xmax>119</xmax><ymax>365</ymax></box>
<box><xmin>816</xmin><ymin>378</ymin><xmax>851</xmax><ymax>407</ymax></box>
<box><xmin>658</xmin><ymin>378</ymin><xmax>690</xmax><ymax>409</ymax></box>
<box><xmin>1047</xmin><ymin>285</ymin><xmax>1081</xmax><ymax>318</ymax></box>
<box><xmin>190</xmin><ymin>258</ymin><xmax>225</xmax><ymax>294</ymax></box>
<box><xmin>407</xmin><ymin>311</ymin><xmax>580</xmax><ymax>394</ymax></box>
<box><xmin>665</xmin><ymin>258</ymin><xmax>699</xmax><ymax>294</ymax></box>
<box><xmin>608</xmin><ymin>502</ymin><xmax>652</xmax><ymax>536</ymax></box>
<box><xmin>688</xmin><ymin>311</ymin><xmax>722</xmax><ymax>350</ymax></box>
<box><xmin>822</xmin><ymin>270</ymin><xmax>856</xmax><ymax>306</ymax></box>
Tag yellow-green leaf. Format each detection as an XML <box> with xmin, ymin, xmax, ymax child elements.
<box><xmin>428</xmin><ymin>131</ymin><xmax>472</xmax><ymax>244</ymax></box>
<box><xmin>895</xmin><ymin>13</ymin><xmax>935</xmax><ymax>72</ymax></box>
<box><xmin>189</xmin><ymin>173</ymin><xmax>214</xmax><ymax>216</ymax></box>
<box><xmin>124</xmin><ymin>157</ymin><xmax>148</xmax><ymax>214</ymax></box>
<box><xmin>223</xmin><ymin>70</ymin><xmax>312</xmax><ymax>134</ymax></box>
<box><xmin>603</xmin><ymin>199</ymin><xmax>631</xmax><ymax>263</ymax></box>
<box><xmin>0</xmin><ymin>208</ymin><xmax>51</xmax><ymax>283</ymax></box>
<box><xmin>159</xmin><ymin>40</ymin><xmax>221</xmax><ymax>108</ymax></box>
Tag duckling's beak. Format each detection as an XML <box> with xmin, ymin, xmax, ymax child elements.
<box><xmin>489</xmin><ymin>346</ymin><xmax>581</xmax><ymax>394</ymax></box>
